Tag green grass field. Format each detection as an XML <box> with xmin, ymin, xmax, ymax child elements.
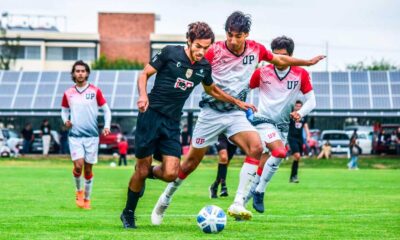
<box><xmin>0</xmin><ymin>156</ymin><xmax>399</xmax><ymax>239</ymax></box>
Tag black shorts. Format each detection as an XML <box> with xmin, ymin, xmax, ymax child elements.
<box><xmin>135</xmin><ymin>108</ymin><xmax>181</xmax><ymax>161</ymax></box>
<box><xmin>215</xmin><ymin>134</ymin><xmax>237</xmax><ymax>161</ymax></box>
<box><xmin>288</xmin><ymin>137</ymin><xmax>303</xmax><ymax>155</ymax></box>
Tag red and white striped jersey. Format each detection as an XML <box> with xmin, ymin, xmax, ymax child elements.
<box><xmin>250</xmin><ymin>64</ymin><xmax>313</xmax><ymax>123</ymax></box>
<box><xmin>62</xmin><ymin>84</ymin><xmax>107</xmax><ymax>137</ymax></box>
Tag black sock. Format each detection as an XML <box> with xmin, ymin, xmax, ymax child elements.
<box><xmin>291</xmin><ymin>160</ymin><xmax>299</xmax><ymax>178</ymax></box>
<box><xmin>217</xmin><ymin>163</ymin><xmax>228</xmax><ymax>182</ymax></box>
<box><xmin>220</xmin><ymin>179</ymin><xmax>227</xmax><ymax>189</ymax></box>
<box><xmin>125</xmin><ymin>188</ymin><xmax>140</xmax><ymax>213</ymax></box>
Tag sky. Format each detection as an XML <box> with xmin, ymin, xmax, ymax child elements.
<box><xmin>1</xmin><ymin>0</ymin><xmax>399</xmax><ymax>71</ymax></box>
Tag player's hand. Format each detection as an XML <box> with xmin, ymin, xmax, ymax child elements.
<box><xmin>290</xmin><ymin>111</ymin><xmax>302</xmax><ymax>122</ymax></box>
<box><xmin>308</xmin><ymin>55</ymin><xmax>326</xmax><ymax>66</ymax></box>
<box><xmin>137</xmin><ymin>95</ymin><xmax>149</xmax><ymax>113</ymax></box>
<box><xmin>102</xmin><ymin>128</ymin><xmax>111</xmax><ymax>136</ymax></box>
<box><xmin>236</xmin><ymin>100</ymin><xmax>257</xmax><ymax>112</ymax></box>
<box><xmin>65</xmin><ymin>120</ymin><xmax>72</xmax><ymax>129</ymax></box>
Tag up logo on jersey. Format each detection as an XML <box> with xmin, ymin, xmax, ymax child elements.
<box><xmin>85</xmin><ymin>93</ymin><xmax>95</xmax><ymax>100</ymax></box>
<box><xmin>243</xmin><ymin>55</ymin><xmax>255</xmax><ymax>65</ymax></box>
<box><xmin>287</xmin><ymin>80</ymin><xmax>299</xmax><ymax>89</ymax></box>
<box><xmin>174</xmin><ymin>77</ymin><xmax>194</xmax><ymax>91</ymax></box>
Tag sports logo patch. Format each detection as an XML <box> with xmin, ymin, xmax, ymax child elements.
<box><xmin>174</xmin><ymin>77</ymin><xmax>194</xmax><ymax>91</ymax></box>
<box><xmin>186</xmin><ymin>69</ymin><xmax>193</xmax><ymax>79</ymax></box>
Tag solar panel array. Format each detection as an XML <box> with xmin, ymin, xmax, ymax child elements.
<box><xmin>0</xmin><ymin>70</ymin><xmax>399</xmax><ymax>112</ymax></box>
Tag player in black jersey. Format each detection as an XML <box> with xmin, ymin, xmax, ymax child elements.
<box><xmin>120</xmin><ymin>22</ymin><xmax>256</xmax><ymax>229</ymax></box>
<box><xmin>288</xmin><ymin>100</ymin><xmax>310</xmax><ymax>183</ymax></box>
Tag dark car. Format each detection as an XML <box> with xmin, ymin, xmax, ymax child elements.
<box><xmin>373</xmin><ymin>124</ymin><xmax>400</xmax><ymax>154</ymax></box>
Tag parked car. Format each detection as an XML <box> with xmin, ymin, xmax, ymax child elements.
<box><xmin>99</xmin><ymin>124</ymin><xmax>122</xmax><ymax>153</ymax></box>
<box><xmin>372</xmin><ymin>124</ymin><xmax>400</xmax><ymax>154</ymax></box>
<box><xmin>346</xmin><ymin>130</ymin><xmax>372</xmax><ymax>154</ymax></box>
<box><xmin>319</xmin><ymin>130</ymin><xmax>350</xmax><ymax>156</ymax></box>
<box><xmin>31</xmin><ymin>130</ymin><xmax>60</xmax><ymax>153</ymax></box>
<box><xmin>0</xmin><ymin>128</ymin><xmax>24</xmax><ymax>157</ymax></box>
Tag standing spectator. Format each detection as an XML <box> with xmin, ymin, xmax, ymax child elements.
<box><xmin>348</xmin><ymin>137</ymin><xmax>361</xmax><ymax>170</ymax></box>
<box><xmin>60</xmin><ymin>125</ymin><xmax>70</xmax><ymax>154</ymax></box>
<box><xmin>20</xmin><ymin>123</ymin><xmax>34</xmax><ymax>154</ymax></box>
<box><xmin>118</xmin><ymin>137</ymin><xmax>129</xmax><ymax>166</ymax></box>
<box><xmin>41</xmin><ymin>119</ymin><xmax>52</xmax><ymax>156</ymax></box>
<box><xmin>317</xmin><ymin>141</ymin><xmax>332</xmax><ymax>159</ymax></box>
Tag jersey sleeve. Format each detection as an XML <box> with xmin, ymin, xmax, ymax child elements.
<box><xmin>300</xmin><ymin>69</ymin><xmax>313</xmax><ymax>94</ymax></box>
<box><xmin>96</xmin><ymin>88</ymin><xmax>107</xmax><ymax>106</ymax></box>
<box><xmin>259</xmin><ymin>44</ymin><xmax>274</xmax><ymax>62</ymax></box>
<box><xmin>202</xmin><ymin>67</ymin><xmax>214</xmax><ymax>86</ymax></box>
<box><xmin>149</xmin><ymin>46</ymin><xmax>170</xmax><ymax>71</ymax></box>
<box><xmin>61</xmin><ymin>93</ymin><xmax>69</xmax><ymax>108</ymax></box>
<box><xmin>204</xmin><ymin>46</ymin><xmax>215</xmax><ymax>65</ymax></box>
<box><xmin>249</xmin><ymin>68</ymin><xmax>261</xmax><ymax>89</ymax></box>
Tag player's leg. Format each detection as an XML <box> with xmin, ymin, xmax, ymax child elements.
<box><xmin>81</xmin><ymin>137</ymin><xmax>99</xmax><ymax>209</ymax></box>
<box><xmin>244</xmin><ymin>152</ymin><xmax>268</xmax><ymax>205</ymax></box>
<box><xmin>83</xmin><ymin>162</ymin><xmax>93</xmax><ymax>209</ymax></box>
<box><xmin>220</xmin><ymin>143</ymin><xmax>236</xmax><ymax>197</ymax></box>
<box><xmin>289</xmin><ymin>138</ymin><xmax>302</xmax><ymax>183</ymax></box>
<box><xmin>69</xmin><ymin>137</ymin><xmax>85</xmax><ymax>208</ymax></box>
<box><xmin>210</xmin><ymin>135</ymin><xmax>229</xmax><ymax>198</ymax></box>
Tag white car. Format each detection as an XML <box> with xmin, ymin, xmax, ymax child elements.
<box><xmin>319</xmin><ymin>130</ymin><xmax>350</xmax><ymax>157</ymax></box>
<box><xmin>346</xmin><ymin>130</ymin><xmax>372</xmax><ymax>155</ymax></box>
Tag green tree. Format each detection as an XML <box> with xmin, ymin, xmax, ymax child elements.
<box><xmin>92</xmin><ymin>55</ymin><xmax>144</xmax><ymax>70</ymax></box>
<box><xmin>0</xmin><ymin>26</ymin><xmax>20</xmax><ymax>70</ymax></box>
<box><xmin>346</xmin><ymin>59</ymin><xmax>399</xmax><ymax>71</ymax></box>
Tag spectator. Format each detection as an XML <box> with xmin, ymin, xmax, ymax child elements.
<box><xmin>60</xmin><ymin>125</ymin><xmax>70</xmax><ymax>154</ymax></box>
<box><xmin>348</xmin><ymin>137</ymin><xmax>361</xmax><ymax>170</ymax></box>
<box><xmin>41</xmin><ymin>119</ymin><xmax>52</xmax><ymax>156</ymax></box>
<box><xmin>317</xmin><ymin>141</ymin><xmax>332</xmax><ymax>159</ymax></box>
<box><xmin>20</xmin><ymin>123</ymin><xmax>34</xmax><ymax>154</ymax></box>
<box><xmin>118</xmin><ymin>137</ymin><xmax>128</xmax><ymax>166</ymax></box>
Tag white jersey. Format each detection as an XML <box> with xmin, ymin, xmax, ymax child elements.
<box><xmin>250</xmin><ymin>64</ymin><xmax>313</xmax><ymax>124</ymax></box>
<box><xmin>61</xmin><ymin>84</ymin><xmax>107</xmax><ymax>138</ymax></box>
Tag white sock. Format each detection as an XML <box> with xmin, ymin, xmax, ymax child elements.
<box><xmin>255</xmin><ymin>156</ymin><xmax>282</xmax><ymax>193</ymax></box>
<box><xmin>164</xmin><ymin>178</ymin><xmax>183</xmax><ymax>200</ymax></box>
<box><xmin>233</xmin><ymin>162</ymin><xmax>258</xmax><ymax>205</ymax></box>
<box><xmin>244</xmin><ymin>174</ymin><xmax>260</xmax><ymax>205</ymax></box>
<box><xmin>84</xmin><ymin>177</ymin><xmax>94</xmax><ymax>200</ymax></box>
<box><xmin>74</xmin><ymin>176</ymin><xmax>82</xmax><ymax>191</ymax></box>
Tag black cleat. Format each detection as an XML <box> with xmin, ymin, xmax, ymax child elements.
<box><xmin>209</xmin><ymin>183</ymin><xmax>218</xmax><ymax>199</ymax></box>
<box><xmin>120</xmin><ymin>209</ymin><xmax>137</xmax><ymax>229</ymax></box>
<box><xmin>290</xmin><ymin>176</ymin><xmax>299</xmax><ymax>183</ymax></box>
<box><xmin>252</xmin><ymin>191</ymin><xmax>265</xmax><ymax>213</ymax></box>
<box><xmin>220</xmin><ymin>186</ymin><xmax>229</xmax><ymax>197</ymax></box>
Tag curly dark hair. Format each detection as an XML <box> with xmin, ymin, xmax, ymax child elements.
<box><xmin>71</xmin><ymin>60</ymin><xmax>90</xmax><ymax>82</ymax></box>
<box><xmin>271</xmin><ymin>36</ymin><xmax>295</xmax><ymax>56</ymax></box>
<box><xmin>186</xmin><ymin>22</ymin><xmax>215</xmax><ymax>43</ymax></box>
<box><xmin>225</xmin><ymin>11</ymin><xmax>252</xmax><ymax>33</ymax></box>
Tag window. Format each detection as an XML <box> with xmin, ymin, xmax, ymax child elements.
<box><xmin>46</xmin><ymin>47</ymin><xmax>63</xmax><ymax>60</ymax></box>
<box><xmin>63</xmin><ymin>47</ymin><xmax>78</xmax><ymax>60</ymax></box>
<box><xmin>26</xmin><ymin>46</ymin><xmax>41</xmax><ymax>59</ymax></box>
<box><xmin>46</xmin><ymin>47</ymin><xmax>95</xmax><ymax>61</ymax></box>
<box><xmin>78</xmin><ymin>47</ymin><xmax>95</xmax><ymax>61</ymax></box>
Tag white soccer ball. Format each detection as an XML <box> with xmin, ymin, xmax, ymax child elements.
<box><xmin>196</xmin><ymin>205</ymin><xmax>227</xmax><ymax>233</ymax></box>
<box><xmin>109</xmin><ymin>162</ymin><xmax>117</xmax><ymax>167</ymax></box>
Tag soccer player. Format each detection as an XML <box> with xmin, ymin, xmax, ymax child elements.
<box><xmin>61</xmin><ymin>60</ymin><xmax>111</xmax><ymax>210</ymax></box>
<box><xmin>209</xmin><ymin>134</ymin><xmax>237</xmax><ymax>198</ymax></box>
<box><xmin>152</xmin><ymin>12</ymin><xmax>325</xmax><ymax>223</ymax></box>
<box><xmin>288</xmin><ymin>100</ymin><xmax>310</xmax><ymax>183</ymax></box>
<box><xmin>245</xmin><ymin>36</ymin><xmax>316</xmax><ymax>213</ymax></box>
<box><xmin>120</xmin><ymin>22</ymin><xmax>255</xmax><ymax>229</ymax></box>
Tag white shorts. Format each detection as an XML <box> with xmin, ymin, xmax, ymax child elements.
<box><xmin>256</xmin><ymin>123</ymin><xmax>288</xmax><ymax>153</ymax></box>
<box><xmin>191</xmin><ymin>107</ymin><xmax>257</xmax><ymax>148</ymax></box>
<box><xmin>69</xmin><ymin>137</ymin><xmax>99</xmax><ymax>164</ymax></box>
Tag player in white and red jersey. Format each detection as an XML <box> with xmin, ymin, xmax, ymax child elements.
<box><xmin>244</xmin><ymin>36</ymin><xmax>316</xmax><ymax>213</ymax></box>
<box><xmin>61</xmin><ymin>60</ymin><xmax>112</xmax><ymax>210</ymax></box>
<box><xmin>152</xmin><ymin>12</ymin><xmax>324</xmax><ymax>223</ymax></box>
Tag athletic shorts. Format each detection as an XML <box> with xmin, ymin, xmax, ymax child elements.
<box><xmin>215</xmin><ymin>134</ymin><xmax>237</xmax><ymax>161</ymax></box>
<box><xmin>135</xmin><ymin>108</ymin><xmax>181</xmax><ymax>161</ymax></box>
<box><xmin>192</xmin><ymin>107</ymin><xmax>256</xmax><ymax>148</ymax></box>
<box><xmin>69</xmin><ymin>137</ymin><xmax>99</xmax><ymax>164</ymax></box>
<box><xmin>255</xmin><ymin>123</ymin><xmax>288</xmax><ymax>153</ymax></box>
<box><xmin>288</xmin><ymin>137</ymin><xmax>303</xmax><ymax>155</ymax></box>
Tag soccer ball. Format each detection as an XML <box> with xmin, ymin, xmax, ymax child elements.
<box><xmin>196</xmin><ymin>205</ymin><xmax>227</xmax><ymax>233</ymax></box>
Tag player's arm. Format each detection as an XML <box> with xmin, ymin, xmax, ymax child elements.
<box><xmin>96</xmin><ymin>89</ymin><xmax>112</xmax><ymax>136</ymax></box>
<box><xmin>290</xmin><ymin>70</ymin><xmax>316</xmax><ymax>121</ymax></box>
<box><xmin>137</xmin><ymin>64</ymin><xmax>157</xmax><ymax>113</ymax></box>
<box><xmin>202</xmin><ymin>83</ymin><xmax>257</xmax><ymax>112</ymax></box>
<box><xmin>61</xmin><ymin>93</ymin><xmax>72</xmax><ymax>129</ymax></box>
<box><xmin>304</xmin><ymin>123</ymin><xmax>311</xmax><ymax>141</ymax></box>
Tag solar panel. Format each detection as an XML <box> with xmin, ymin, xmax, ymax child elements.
<box><xmin>351</xmin><ymin>84</ymin><xmax>369</xmax><ymax>95</ymax></box>
<box><xmin>315</xmin><ymin>96</ymin><xmax>330</xmax><ymax>109</ymax></box>
<box><xmin>21</xmin><ymin>72</ymin><xmax>39</xmax><ymax>83</ymax></box>
<box><xmin>392</xmin><ymin>97</ymin><xmax>400</xmax><ymax>108</ymax></box>
<box><xmin>350</xmin><ymin>72</ymin><xmax>368</xmax><ymax>83</ymax></box>
<box><xmin>372</xmin><ymin>97</ymin><xmax>390</xmax><ymax>109</ymax></box>
<box><xmin>370</xmin><ymin>71</ymin><xmax>387</xmax><ymax>83</ymax></box>
<box><xmin>118</xmin><ymin>71</ymin><xmax>137</xmax><ymax>83</ymax></box>
<box><xmin>98</xmin><ymin>71</ymin><xmax>116</xmax><ymax>84</ymax></box>
<box><xmin>112</xmin><ymin>96</ymin><xmax>132</xmax><ymax>109</ymax></box>
<box><xmin>56</xmin><ymin>83</ymin><xmax>73</xmax><ymax>95</ymax></box>
<box><xmin>59</xmin><ymin>72</ymin><xmax>71</xmax><ymax>83</ymax></box>
<box><xmin>34</xmin><ymin>96</ymin><xmax>53</xmax><ymax>109</ymax></box>
<box><xmin>97</xmin><ymin>83</ymin><xmax>114</xmax><ymax>95</ymax></box>
<box><xmin>313</xmin><ymin>83</ymin><xmax>330</xmax><ymax>95</ymax></box>
<box><xmin>352</xmin><ymin>97</ymin><xmax>370</xmax><ymax>109</ymax></box>
<box><xmin>14</xmin><ymin>96</ymin><xmax>33</xmax><ymax>108</ymax></box>
<box><xmin>390</xmin><ymin>72</ymin><xmax>400</xmax><ymax>83</ymax></box>
<box><xmin>115</xmin><ymin>83</ymin><xmax>135</xmax><ymax>95</ymax></box>
<box><xmin>0</xmin><ymin>97</ymin><xmax>12</xmax><ymax>108</ymax></box>
<box><xmin>0</xmin><ymin>83</ymin><xmax>17</xmax><ymax>94</ymax></box>
<box><xmin>332</xmin><ymin>84</ymin><xmax>349</xmax><ymax>95</ymax></box>
<box><xmin>391</xmin><ymin>84</ymin><xmax>400</xmax><ymax>95</ymax></box>
<box><xmin>17</xmin><ymin>84</ymin><xmax>36</xmax><ymax>95</ymax></box>
<box><xmin>2</xmin><ymin>71</ymin><xmax>20</xmax><ymax>83</ymax></box>
<box><xmin>331</xmin><ymin>72</ymin><xmax>349</xmax><ymax>83</ymax></box>
<box><xmin>41</xmin><ymin>72</ymin><xmax>59</xmax><ymax>83</ymax></box>
<box><xmin>332</xmin><ymin>96</ymin><xmax>350</xmax><ymax>109</ymax></box>
<box><xmin>37</xmin><ymin>84</ymin><xmax>56</xmax><ymax>94</ymax></box>
<box><xmin>371</xmin><ymin>84</ymin><xmax>389</xmax><ymax>95</ymax></box>
<box><xmin>311</xmin><ymin>72</ymin><xmax>329</xmax><ymax>84</ymax></box>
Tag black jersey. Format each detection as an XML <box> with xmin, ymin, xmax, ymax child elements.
<box><xmin>288</xmin><ymin>116</ymin><xmax>308</xmax><ymax>140</ymax></box>
<box><xmin>148</xmin><ymin>45</ymin><xmax>213</xmax><ymax>121</ymax></box>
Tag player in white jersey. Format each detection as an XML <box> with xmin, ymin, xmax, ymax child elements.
<box><xmin>61</xmin><ymin>60</ymin><xmax>112</xmax><ymax>210</ymax></box>
<box><xmin>245</xmin><ymin>36</ymin><xmax>316</xmax><ymax>213</ymax></box>
<box><xmin>151</xmin><ymin>12</ymin><xmax>325</xmax><ymax>223</ymax></box>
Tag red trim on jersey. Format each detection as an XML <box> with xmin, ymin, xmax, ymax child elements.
<box><xmin>96</xmin><ymin>88</ymin><xmax>107</xmax><ymax>107</ymax></box>
<box><xmin>244</xmin><ymin>156</ymin><xmax>260</xmax><ymax>166</ymax></box>
<box><xmin>249</xmin><ymin>68</ymin><xmax>261</xmax><ymax>89</ymax></box>
<box><xmin>204</xmin><ymin>46</ymin><xmax>215</xmax><ymax>65</ymax></box>
<box><xmin>61</xmin><ymin>93</ymin><xmax>69</xmax><ymax>108</ymax></box>
<box><xmin>300</xmin><ymin>69</ymin><xmax>313</xmax><ymax>94</ymax></box>
<box><xmin>259</xmin><ymin>44</ymin><xmax>274</xmax><ymax>62</ymax></box>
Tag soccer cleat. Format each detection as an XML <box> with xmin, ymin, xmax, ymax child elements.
<box><xmin>151</xmin><ymin>193</ymin><xmax>170</xmax><ymax>225</ymax></box>
<box><xmin>220</xmin><ymin>186</ymin><xmax>229</xmax><ymax>197</ymax></box>
<box><xmin>75</xmin><ymin>190</ymin><xmax>84</xmax><ymax>208</ymax></box>
<box><xmin>83</xmin><ymin>199</ymin><xmax>91</xmax><ymax>210</ymax></box>
<box><xmin>120</xmin><ymin>209</ymin><xmax>137</xmax><ymax>229</ymax></box>
<box><xmin>252</xmin><ymin>191</ymin><xmax>265</xmax><ymax>213</ymax></box>
<box><xmin>290</xmin><ymin>176</ymin><xmax>299</xmax><ymax>183</ymax></box>
<box><xmin>209</xmin><ymin>183</ymin><xmax>218</xmax><ymax>199</ymax></box>
<box><xmin>227</xmin><ymin>203</ymin><xmax>252</xmax><ymax>220</ymax></box>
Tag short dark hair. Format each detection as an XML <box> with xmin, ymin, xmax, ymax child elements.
<box><xmin>295</xmin><ymin>100</ymin><xmax>303</xmax><ymax>105</ymax></box>
<box><xmin>225</xmin><ymin>11</ymin><xmax>252</xmax><ymax>33</ymax></box>
<box><xmin>186</xmin><ymin>22</ymin><xmax>215</xmax><ymax>44</ymax></box>
<box><xmin>71</xmin><ymin>60</ymin><xmax>90</xmax><ymax>82</ymax></box>
<box><xmin>271</xmin><ymin>36</ymin><xmax>295</xmax><ymax>56</ymax></box>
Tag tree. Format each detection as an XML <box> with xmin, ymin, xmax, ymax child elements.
<box><xmin>91</xmin><ymin>55</ymin><xmax>144</xmax><ymax>70</ymax></box>
<box><xmin>346</xmin><ymin>59</ymin><xmax>399</xmax><ymax>71</ymax></box>
<box><xmin>0</xmin><ymin>26</ymin><xmax>20</xmax><ymax>70</ymax></box>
